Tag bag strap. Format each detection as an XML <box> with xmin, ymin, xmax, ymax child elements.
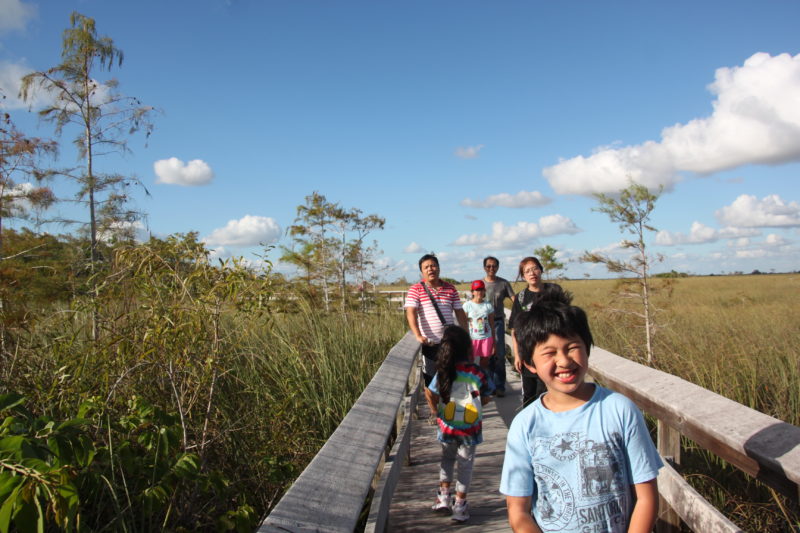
<box><xmin>421</xmin><ymin>281</ymin><xmax>447</xmax><ymax>326</ymax></box>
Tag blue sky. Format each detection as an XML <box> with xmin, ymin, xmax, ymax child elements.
<box><xmin>2</xmin><ymin>0</ymin><xmax>799</xmax><ymax>282</ymax></box>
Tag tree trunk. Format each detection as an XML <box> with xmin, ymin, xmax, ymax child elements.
<box><xmin>639</xmin><ymin>236</ymin><xmax>653</xmax><ymax>364</ymax></box>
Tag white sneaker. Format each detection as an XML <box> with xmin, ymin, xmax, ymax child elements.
<box><xmin>431</xmin><ymin>490</ymin><xmax>452</xmax><ymax>512</ymax></box>
<box><xmin>451</xmin><ymin>499</ymin><xmax>469</xmax><ymax>522</ymax></box>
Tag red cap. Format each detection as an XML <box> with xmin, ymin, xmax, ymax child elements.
<box><xmin>471</xmin><ymin>279</ymin><xmax>486</xmax><ymax>291</ymax></box>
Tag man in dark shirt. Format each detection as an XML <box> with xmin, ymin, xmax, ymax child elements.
<box><xmin>482</xmin><ymin>256</ymin><xmax>515</xmax><ymax>396</ymax></box>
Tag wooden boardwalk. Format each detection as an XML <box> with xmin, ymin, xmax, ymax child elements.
<box><xmin>387</xmin><ymin>364</ymin><xmax>523</xmax><ymax>532</ymax></box>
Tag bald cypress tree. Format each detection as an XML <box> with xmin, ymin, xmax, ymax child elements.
<box><xmin>0</xmin><ymin>103</ymin><xmax>57</xmax><ymax>257</ymax></box>
<box><xmin>21</xmin><ymin>12</ymin><xmax>156</xmax><ymax>339</ymax></box>
<box><xmin>534</xmin><ymin>244</ymin><xmax>565</xmax><ymax>280</ymax></box>
<box><xmin>581</xmin><ymin>183</ymin><xmax>663</xmax><ymax>364</ymax></box>
<box><xmin>20</xmin><ymin>11</ymin><xmax>156</xmax><ymax>266</ymax></box>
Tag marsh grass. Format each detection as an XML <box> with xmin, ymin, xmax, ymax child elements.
<box><xmin>1</xmin><ymin>237</ymin><xmax>407</xmax><ymax>530</ymax></box>
<box><xmin>561</xmin><ymin>274</ymin><xmax>800</xmax><ymax>426</ymax></box>
<box><xmin>2</xmin><ymin>300</ymin><xmax>406</xmax><ymax>529</ymax></box>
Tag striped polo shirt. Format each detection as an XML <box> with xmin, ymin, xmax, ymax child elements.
<box><xmin>405</xmin><ymin>281</ymin><xmax>463</xmax><ymax>343</ymax></box>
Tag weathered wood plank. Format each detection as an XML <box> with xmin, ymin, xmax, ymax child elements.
<box><xmin>364</xmin><ymin>366</ymin><xmax>421</xmax><ymax>533</ymax></box>
<box><xmin>589</xmin><ymin>347</ymin><xmax>800</xmax><ymax>501</ymax></box>
<box><xmin>259</xmin><ymin>332</ymin><xmax>420</xmax><ymax>533</ymax></box>
<box><xmin>657</xmin><ymin>461</ymin><xmax>744</xmax><ymax>533</ymax></box>
<box><xmin>656</xmin><ymin>421</ymin><xmax>682</xmax><ymax>532</ymax></box>
<box><xmin>386</xmin><ymin>360</ymin><xmax>521</xmax><ymax>532</ymax></box>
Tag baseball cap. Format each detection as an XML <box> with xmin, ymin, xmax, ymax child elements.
<box><xmin>471</xmin><ymin>279</ymin><xmax>486</xmax><ymax>291</ymax></box>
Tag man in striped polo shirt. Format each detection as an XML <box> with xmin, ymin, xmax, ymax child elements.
<box><xmin>405</xmin><ymin>254</ymin><xmax>468</xmax><ymax>386</ymax></box>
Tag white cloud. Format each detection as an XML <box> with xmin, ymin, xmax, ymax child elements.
<box><xmin>154</xmin><ymin>157</ymin><xmax>214</xmax><ymax>186</ymax></box>
<box><xmin>207</xmin><ymin>246</ymin><xmax>230</xmax><ymax>262</ymax></box>
<box><xmin>656</xmin><ymin>223</ymin><xmax>707</xmax><ymax>246</ymax></box>
<box><xmin>715</xmin><ymin>194</ymin><xmax>800</xmax><ymax>228</ymax></box>
<box><xmin>404</xmin><ymin>241</ymin><xmax>423</xmax><ymax>253</ymax></box>
<box><xmin>5</xmin><ymin>181</ymin><xmax>32</xmax><ymax>198</ymax></box>
<box><xmin>717</xmin><ymin>227</ymin><xmax>763</xmax><ymax>239</ymax></box>
<box><xmin>460</xmin><ymin>190</ymin><xmax>552</xmax><ymax>208</ymax></box>
<box><xmin>538</xmin><ymin>214</ymin><xmax>579</xmax><ymax>236</ymax></box>
<box><xmin>736</xmin><ymin>248</ymin><xmax>768</xmax><ymax>259</ymax></box>
<box><xmin>585</xmin><ymin>241</ymin><xmax>628</xmax><ymax>256</ymax></box>
<box><xmin>454</xmin><ymin>144</ymin><xmax>484</xmax><ymax>159</ymax></box>
<box><xmin>543</xmin><ymin>142</ymin><xmax>676</xmax><ymax>195</ymax></box>
<box><xmin>3</xmin><ymin>182</ymin><xmax>35</xmax><ymax>214</ymax></box>
<box><xmin>453</xmin><ymin>214</ymin><xmax>580</xmax><ymax>250</ymax></box>
<box><xmin>713</xmin><ymin>232</ymin><xmax>797</xmax><ymax>266</ymax></box>
<box><xmin>0</xmin><ymin>0</ymin><xmax>36</xmax><ymax>34</ymax></box>
<box><xmin>203</xmin><ymin>215</ymin><xmax>281</xmax><ymax>247</ymax></box>
<box><xmin>656</xmin><ymin>221</ymin><xmax>761</xmax><ymax>246</ymax></box>
<box><xmin>375</xmin><ymin>255</ymin><xmax>405</xmax><ymax>269</ymax></box>
<box><xmin>543</xmin><ymin>52</ymin><xmax>800</xmax><ymax>195</ymax></box>
<box><xmin>0</xmin><ymin>60</ymin><xmax>42</xmax><ymax>109</ymax></box>
<box><xmin>98</xmin><ymin>220</ymin><xmax>147</xmax><ymax>243</ymax></box>
<box><xmin>765</xmin><ymin>233</ymin><xmax>789</xmax><ymax>246</ymax></box>
<box><xmin>1</xmin><ymin>63</ymin><xmax>118</xmax><ymax>112</ymax></box>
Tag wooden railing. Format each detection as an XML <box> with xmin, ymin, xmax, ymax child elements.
<box><xmin>590</xmin><ymin>347</ymin><xmax>800</xmax><ymax>532</ymax></box>
<box><xmin>258</xmin><ymin>331</ymin><xmax>420</xmax><ymax>532</ymax></box>
<box><xmin>259</xmin><ymin>321</ymin><xmax>800</xmax><ymax>532</ymax></box>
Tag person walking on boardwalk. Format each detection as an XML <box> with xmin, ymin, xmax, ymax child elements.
<box><xmin>500</xmin><ymin>288</ymin><xmax>662</xmax><ymax>533</ymax></box>
<box><xmin>425</xmin><ymin>325</ymin><xmax>494</xmax><ymax>522</ymax></box>
<box><xmin>509</xmin><ymin>256</ymin><xmax>557</xmax><ymax>407</ymax></box>
<box><xmin>463</xmin><ymin>279</ymin><xmax>495</xmax><ymax>370</ymax></box>
<box><xmin>482</xmin><ymin>256</ymin><xmax>515</xmax><ymax>397</ymax></box>
<box><xmin>405</xmin><ymin>254</ymin><xmax>468</xmax><ymax>386</ymax></box>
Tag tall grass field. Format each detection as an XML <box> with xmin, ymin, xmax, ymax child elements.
<box><xmin>2</xmin><ymin>245</ymin><xmax>797</xmax><ymax>531</ymax></box>
<box><xmin>0</xmin><ymin>238</ymin><xmax>407</xmax><ymax>531</ymax></box>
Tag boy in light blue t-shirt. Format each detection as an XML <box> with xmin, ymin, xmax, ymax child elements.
<box><xmin>500</xmin><ymin>286</ymin><xmax>662</xmax><ymax>533</ymax></box>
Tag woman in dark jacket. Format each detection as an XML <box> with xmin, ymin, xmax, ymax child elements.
<box><xmin>508</xmin><ymin>256</ymin><xmax>571</xmax><ymax>408</ymax></box>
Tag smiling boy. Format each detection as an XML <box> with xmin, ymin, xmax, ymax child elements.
<box><xmin>500</xmin><ymin>286</ymin><xmax>663</xmax><ymax>533</ymax></box>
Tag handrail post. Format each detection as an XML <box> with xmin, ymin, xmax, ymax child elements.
<box><xmin>657</xmin><ymin>417</ymin><xmax>682</xmax><ymax>532</ymax></box>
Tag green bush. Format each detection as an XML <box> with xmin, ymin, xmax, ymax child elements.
<box><xmin>0</xmin><ymin>392</ymin><xmax>259</xmax><ymax>532</ymax></box>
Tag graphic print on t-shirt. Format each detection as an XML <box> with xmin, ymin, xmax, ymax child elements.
<box><xmin>532</xmin><ymin>431</ymin><xmax>628</xmax><ymax>532</ymax></box>
<box><xmin>468</xmin><ymin>315</ymin><xmax>489</xmax><ymax>337</ymax></box>
<box><xmin>464</xmin><ymin>300</ymin><xmax>492</xmax><ymax>340</ymax></box>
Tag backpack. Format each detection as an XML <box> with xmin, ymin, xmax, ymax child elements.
<box><xmin>441</xmin><ymin>371</ymin><xmax>483</xmax><ymax>427</ymax></box>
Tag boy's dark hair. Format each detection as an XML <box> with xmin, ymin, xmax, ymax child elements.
<box><xmin>514</xmin><ymin>285</ymin><xmax>593</xmax><ymax>366</ymax></box>
<box><xmin>436</xmin><ymin>325</ymin><xmax>471</xmax><ymax>403</ymax></box>
<box><xmin>418</xmin><ymin>253</ymin><xmax>439</xmax><ymax>271</ymax></box>
<box><xmin>483</xmin><ymin>256</ymin><xmax>499</xmax><ymax>267</ymax></box>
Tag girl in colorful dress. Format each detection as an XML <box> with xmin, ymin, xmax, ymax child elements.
<box><xmin>425</xmin><ymin>325</ymin><xmax>494</xmax><ymax>522</ymax></box>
